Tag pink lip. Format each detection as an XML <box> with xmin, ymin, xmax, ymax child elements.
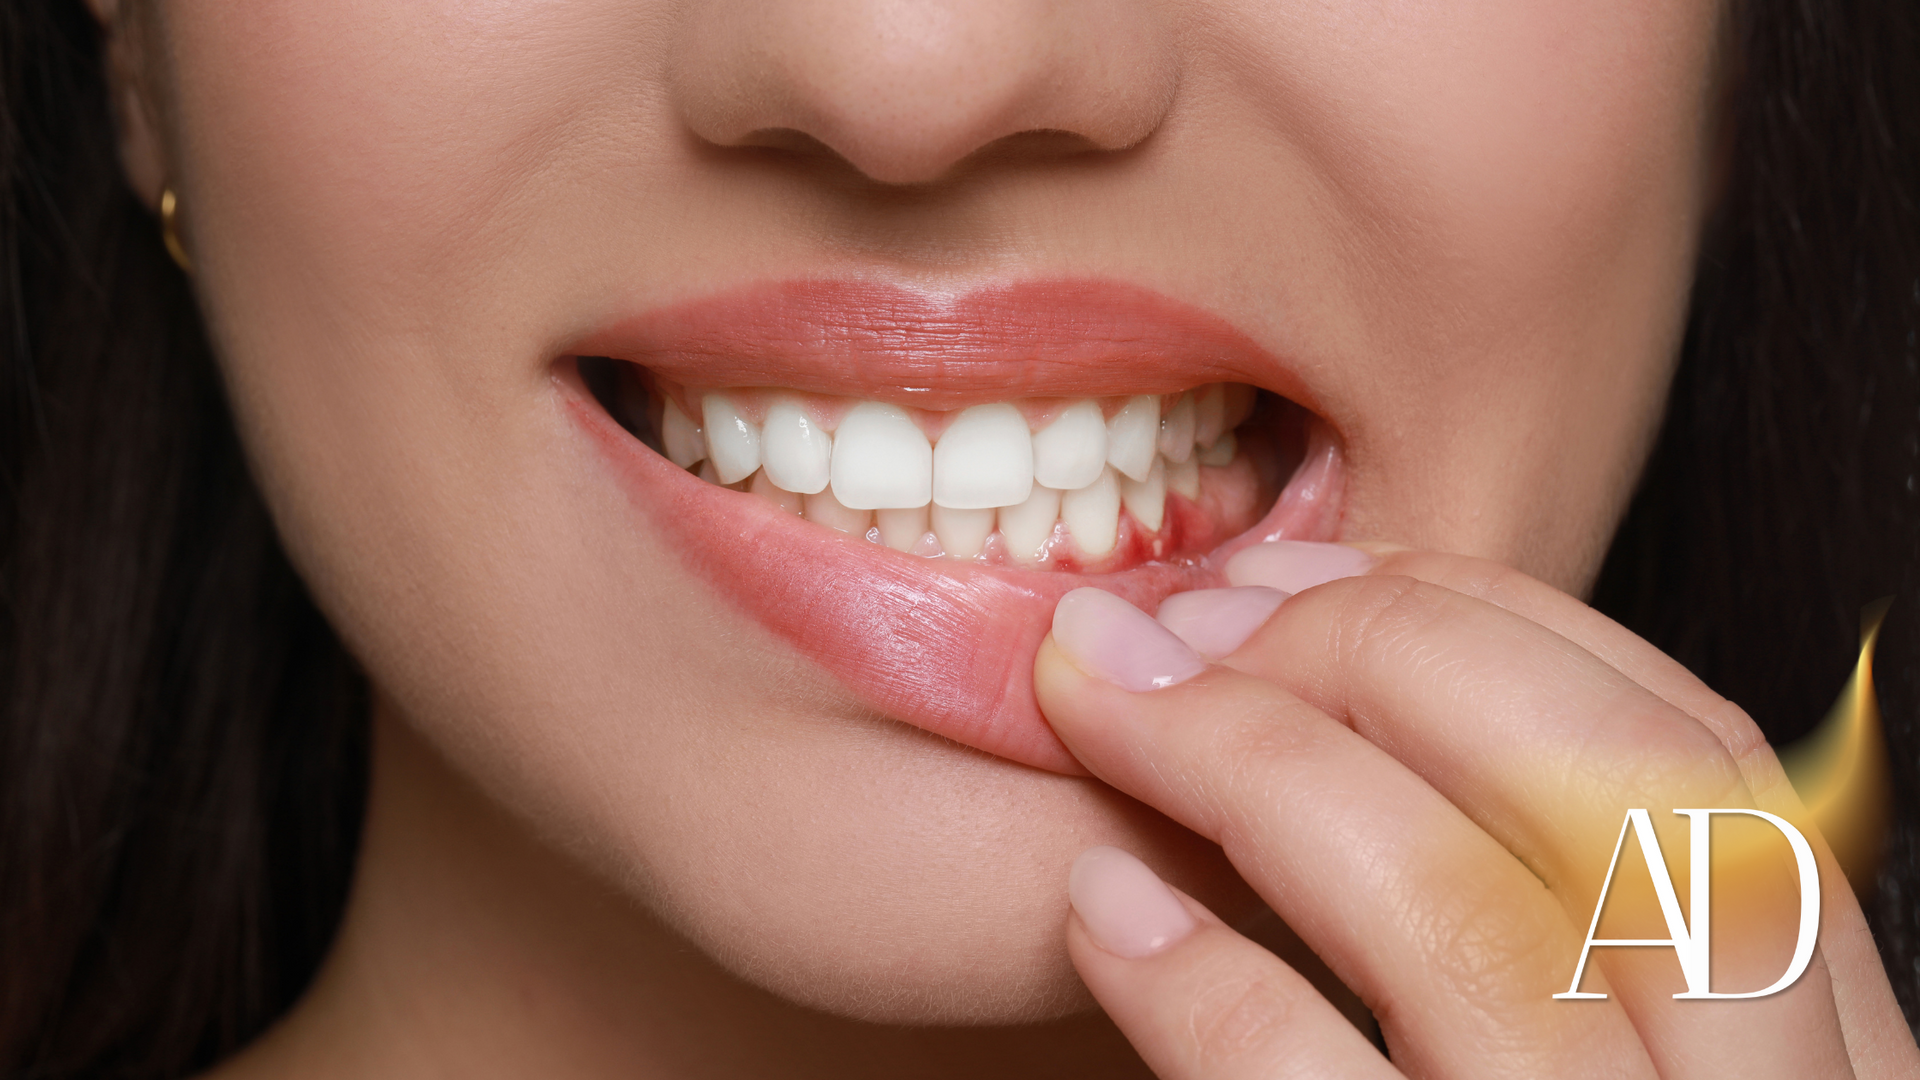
<box><xmin>565</xmin><ymin>280</ymin><xmax>1344</xmax><ymax>774</ymax></box>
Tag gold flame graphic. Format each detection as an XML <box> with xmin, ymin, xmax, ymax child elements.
<box><xmin>1778</xmin><ymin>598</ymin><xmax>1893</xmax><ymax>897</ymax></box>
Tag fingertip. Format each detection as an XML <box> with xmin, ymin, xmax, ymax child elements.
<box><xmin>1068</xmin><ymin>846</ymin><xmax>1198</xmax><ymax>959</ymax></box>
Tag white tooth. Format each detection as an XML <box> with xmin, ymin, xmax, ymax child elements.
<box><xmin>750</xmin><ymin>469</ymin><xmax>803</xmax><ymax>514</ymax></box>
<box><xmin>931</xmin><ymin>504</ymin><xmax>994</xmax><ymax>559</ymax></box>
<box><xmin>662</xmin><ymin>397</ymin><xmax>706</xmax><ymax>469</ymax></box>
<box><xmin>933</xmin><ymin>403</ymin><xmax>1033</xmax><ymax>509</ymax></box>
<box><xmin>1121</xmin><ymin>456</ymin><xmax>1167</xmax><ymax>533</ymax></box>
<box><xmin>830</xmin><ymin>402</ymin><xmax>933</xmax><ymax>509</ymax></box>
<box><xmin>804</xmin><ymin>487</ymin><xmax>873</xmax><ymax>535</ymax></box>
<box><xmin>760</xmin><ymin>399</ymin><xmax>832</xmax><ymax>494</ymax></box>
<box><xmin>1193</xmin><ymin>384</ymin><xmax>1227</xmax><ymax>449</ymax></box>
<box><xmin>876</xmin><ymin>505</ymin><xmax>930</xmax><ymax>552</ymax></box>
<box><xmin>1031</xmin><ymin>399</ymin><xmax>1108</xmax><ymax>490</ymax></box>
<box><xmin>1158</xmin><ymin>393</ymin><xmax>1196</xmax><ymax>463</ymax></box>
<box><xmin>1105</xmin><ymin>395</ymin><xmax>1159</xmax><ymax>482</ymax></box>
<box><xmin>1198</xmin><ymin>430</ymin><xmax>1237</xmax><ymax>466</ymax></box>
<box><xmin>1060</xmin><ymin>467</ymin><xmax>1120</xmax><ymax>558</ymax></box>
<box><xmin>1167</xmin><ymin>454</ymin><xmax>1201</xmax><ymax>499</ymax></box>
<box><xmin>701</xmin><ymin>393</ymin><xmax>762</xmax><ymax>484</ymax></box>
<box><xmin>698</xmin><ymin>460</ymin><xmax>721</xmax><ymax>485</ymax></box>
<box><xmin>997</xmin><ymin>485</ymin><xmax>1061</xmax><ymax>564</ymax></box>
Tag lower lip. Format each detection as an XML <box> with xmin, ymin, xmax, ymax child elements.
<box><xmin>566</xmin><ymin>392</ymin><xmax>1345</xmax><ymax>775</ymax></box>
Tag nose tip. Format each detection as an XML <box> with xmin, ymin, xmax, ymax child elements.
<box><xmin>670</xmin><ymin>0</ymin><xmax>1178</xmax><ymax>185</ymax></box>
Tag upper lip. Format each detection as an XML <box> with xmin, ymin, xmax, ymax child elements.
<box><xmin>568</xmin><ymin>278</ymin><xmax>1319</xmax><ymax>411</ymax></box>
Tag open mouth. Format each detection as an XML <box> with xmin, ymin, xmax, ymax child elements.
<box><xmin>561</xmin><ymin>280</ymin><xmax>1345</xmax><ymax>774</ymax></box>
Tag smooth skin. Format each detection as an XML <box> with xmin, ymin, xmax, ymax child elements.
<box><xmin>80</xmin><ymin>0</ymin><xmax>1917</xmax><ymax>1075</ymax></box>
<box><xmin>1038</xmin><ymin>547</ymin><xmax>1920</xmax><ymax>1077</ymax></box>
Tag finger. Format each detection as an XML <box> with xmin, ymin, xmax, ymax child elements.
<box><xmin>1195</xmin><ymin>569</ymin><xmax>1853</xmax><ymax>1077</ymax></box>
<box><xmin>1065</xmin><ymin>846</ymin><xmax>1399</xmax><ymax>1080</ymax></box>
<box><xmin>1037</xmin><ymin>593</ymin><xmax>1659</xmax><ymax>1080</ymax></box>
<box><xmin>1231</xmin><ymin>542</ymin><xmax>1915</xmax><ymax>1077</ymax></box>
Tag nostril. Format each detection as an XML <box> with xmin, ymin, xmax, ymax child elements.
<box><xmin>669</xmin><ymin>0</ymin><xmax>1179</xmax><ymax>187</ymax></box>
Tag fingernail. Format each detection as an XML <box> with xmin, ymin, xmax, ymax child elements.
<box><xmin>1051</xmin><ymin>588</ymin><xmax>1207</xmax><ymax>692</ymax></box>
<box><xmin>1069</xmin><ymin>846</ymin><xmax>1198</xmax><ymax>959</ymax></box>
<box><xmin>1154</xmin><ymin>586</ymin><xmax>1288</xmax><ymax>660</ymax></box>
<box><xmin>1224</xmin><ymin>540</ymin><xmax>1374</xmax><ymax>594</ymax></box>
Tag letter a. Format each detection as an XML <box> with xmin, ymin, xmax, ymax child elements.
<box><xmin>1554</xmin><ymin>808</ymin><xmax>1820</xmax><ymax>1000</ymax></box>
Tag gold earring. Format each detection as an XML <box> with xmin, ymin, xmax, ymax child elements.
<box><xmin>159</xmin><ymin>185</ymin><xmax>192</xmax><ymax>273</ymax></box>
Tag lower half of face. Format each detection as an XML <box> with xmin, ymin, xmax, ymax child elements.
<box><xmin>151</xmin><ymin>0</ymin><xmax>1717</xmax><ymax>1024</ymax></box>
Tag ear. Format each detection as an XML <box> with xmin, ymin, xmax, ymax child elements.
<box><xmin>87</xmin><ymin>0</ymin><xmax>169</xmax><ymax>209</ymax></box>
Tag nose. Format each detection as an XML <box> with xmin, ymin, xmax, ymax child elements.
<box><xmin>669</xmin><ymin>0</ymin><xmax>1179</xmax><ymax>185</ymax></box>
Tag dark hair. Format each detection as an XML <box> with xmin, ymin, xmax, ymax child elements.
<box><xmin>1</xmin><ymin>0</ymin><xmax>1915</xmax><ymax>1075</ymax></box>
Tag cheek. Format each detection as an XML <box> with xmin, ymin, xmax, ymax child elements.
<box><xmin>1204</xmin><ymin>0</ymin><xmax>1716</xmax><ymax>587</ymax></box>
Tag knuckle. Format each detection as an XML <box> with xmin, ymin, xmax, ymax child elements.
<box><xmin>1183</xmin><ymin>969</ymin><xmax>1297</xmax><ymax>1071</ymax></box>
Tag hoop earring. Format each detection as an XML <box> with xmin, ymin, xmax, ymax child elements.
<box><xmin>159</xmin><ymin>185</ymin><xmax>192</xmax><ymax>273</ymax></box>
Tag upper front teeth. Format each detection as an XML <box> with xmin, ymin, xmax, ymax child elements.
<box><xmin>662</xmin><ymin>385</ymin><xmax>1252</xmax><ymax>562</ymax></box>
<box><xmin>933</xmin><ymin>403</ymin><xmax>1034</xmax><ymax>509</ymax></box>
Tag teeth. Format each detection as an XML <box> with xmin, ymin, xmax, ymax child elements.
<box><xmin>662</xmin><ymin>398</ymin><xmax>706</xmax><ymax>469</ymax></box>
<box><xmin>1060</xmin><ymin>467</ymin><xmax>1121</xmax><ymax>557</ymax></box>
<box><xmin>760</xmin><ymin>399</ymin><xmax>833</xmax><ymax>494</ymax></box>
<box><xmin>831</xmin><ymin>402</ymin><xmax>934</xmax><ymax>509</ymax></box>
<box><xmin>876</xmin><ymin>505</ymin><xmax>930</xmax><ymax>552</ymax></box>
<box><xmin>702</xmin><ymin>393</ymin><xmax>762</xmax><ymax>484</ymax></box>
<box><xmin>750</xmin><ymin>469</ymin><xmax>803</xmax><ymax>514</ymax></box>
<box><xmin>1031</xmin><ymin>400</ymin><xmax>1109</xmax><ymax>490</ymax></box>
<box><xmin>1157</xmin><ymin>393</ymin><xmax>1196</xmax><ymax>464</ymax></box>
<box><xmin>670</xmin><ymin>384</ymin><xmax>1256</xmax><ymax>562</ymax></box>
<box><xmin>1193</xmin><ymin>385</ymin><xmax>1227</xmax><ymax>449</ymax></box>
<box><xmin>804</xmin><ymin>486</ymin><xmax>873</xmax><ymax>535</ymax></box>
<box><xmin>933</xmin><ymin>403</ymin><xmax>1034</xmax><ymax>509</ymax></box>
<box><xmin>1198</xmin><ymin>430</ymin><xmax>1236</xmax><ymax>467</ymax></box>
<box><xmin>998</xmin><ymin>485</ymin><xmax>1062</xmax><ymax>564</ymax></box>
<box><xmin>1167</xmin><ymin>455</ymin><xmax>1200</xmax><ymax>500</ymax></box>
<box><xmin>1105</xmin><ymin>395</ymin><xmax>1160</xmax><ymax>482</ymax></box>
<box><xmin>931</xmin><ymin>504</ymin><xmax>994</xmax><ymax>559</ymax></box>
<box><xmin>1121</xmin><ymin>456</ymin><xmax>1167</xmax><ymax>533</ymax></box>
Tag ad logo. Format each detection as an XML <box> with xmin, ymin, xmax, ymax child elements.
<box><xmin>1554</xmin><ymin>808</ymin><xmax>1820</xmax><ymax>1001</ymax></box>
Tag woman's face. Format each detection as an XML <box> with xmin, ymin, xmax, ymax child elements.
<box><xmin>125</xmin><ymin>0</ymin><xmax>1719</xmax><ymax>1022</ymax></box>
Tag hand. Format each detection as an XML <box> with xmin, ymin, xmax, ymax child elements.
<box><xmin>1034</xmin><ymin>541</ymin><xmax>1920</xmax><ymax>1079</ymax></box>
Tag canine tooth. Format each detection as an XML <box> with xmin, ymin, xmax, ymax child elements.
<box><xmin>1060</xmin><ymin>467</ymin><xmax>1121</xmax><ymax>558</ymax></box>
<box><xmin>1121</xmin><ymin>457</ymin><xmax>1167</xmax><ymax>533</ymax></box>
<box><xmin>1031</xmin><ymin>399</ymin><xmax>1108</xmax><ymax>490</ymax></box>
<box><xmin>933</xmin><ymin>403</ymin><xmax>1033</xmax><ymax>509</ymax></box>
<box><xmin>831</xmin><ymin>402</ymin><xmax>933</xmax><ymax>509</ymax></box>
<box><xmin>1158</xmin><ymin>393</ymin><xmax>1196</xmax><ymax>463</ymax></box>
<box><xmin>876</xmin><ymin>505</ymin><xmax>930</xmax><ymax>552</ymax></box>
<box><xmin>931</xmin><ymin>504</ymin><xmax>994</xmax><ymax>559</ymax></box>
<box><xmin>1105</xmin><ymin>395</ymin><xmax>1159</xmax><ymax>482</ymax></box>
<box><xmin>804</xmin><ymin>487</ymin><xmax>873</xmax><ymax>535</ymax></box>
<box><xmin>1194</xmin><ymin>384</ymin><xmax>1227</xmax><ymax>449</ymax></box>
<box><xmin>698</xmin><ymin>460</ymin><xmax>721</xmax><ymax>484</ymax></box>
<box><xmin>701</xmin><ymin>393</ymin><xmax>762</xmax><ymax>484</ymax></box>
<box><xmin>662</xmin><ymin>397</ymin><xmax>706</xmax><ymax>469</ymax></box>
<box><xmin>1198</xmin><ymin>430</ymin><xmax>1237</xmax><ymax>466</ymax></box>
<box><xmin>750</xmin><ymin>470</ymin><xmax>803</xmax><ymax>514</ymax></box>
<box><xmin>997</xmin><ymin>485</ymin><xmax>1062</xmax><ymax>564</ymax></box>
<box><xmin>1167</xmin><ymin>455</ymin><xmax>1200</xmax><ymax>499</ymax></box>
<box><xmin>761</xmin><ymin>399</ymin><xmax>832</xmax><ymax>494</ymax></box>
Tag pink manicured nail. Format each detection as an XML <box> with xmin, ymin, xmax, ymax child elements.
<box><xmin>1051</xmin><ymin>588</ymin><xmax>1207</xmax><ymax>692</ymax></box>
<box><xmin>1224</xmin><ymin>540</ymin><xmax>1374</xmax><ymax>594</ymax></box>
<box><xmin>1154</xmin><ymin>586</ymin><xmax>1289</xmax><ymax>660</ymax></box>
<box><xmin>1069</xmin><ymin>846</ymin><xmax>1198</xmax><ymax>959</ymax></box>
